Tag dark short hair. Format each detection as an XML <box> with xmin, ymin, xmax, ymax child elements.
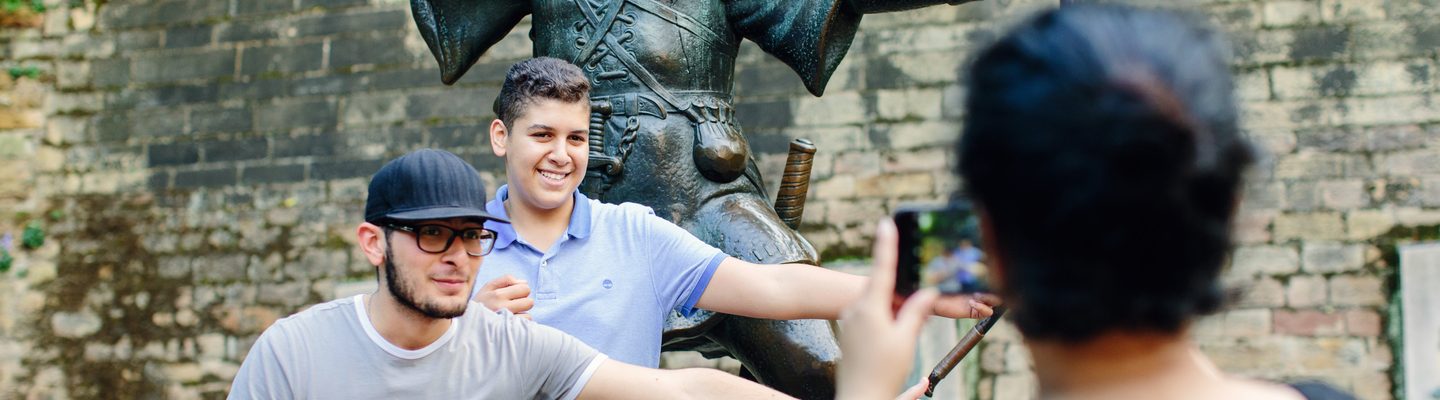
<box><xmin>493</xmin><ymin>57</ymin><xmax>590</xmax><ymax>129</ymax></box>
<box><xmin>957</xmin><ymin>5</ymin><xmax>1255</xmax><ymax>343</ymax></box>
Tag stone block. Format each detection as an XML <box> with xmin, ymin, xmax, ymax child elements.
<box><xmin>1359</xmin><ymin>123</ymin><xmax>1428</xmax><ymax>151</ymax></box>
<box><xmin>855</xmin><ymin>172</ymin><xmax>932</xmax><ymax>198</ymax></box>
<box><xmin>299</xmin><ymin>0</ymin><xmax>369</xmax><ymax>9</ymax></box>
<box><xmin>241</xmin><ymin>164</ymin><xmax>306</xmax><ymax>185</ymax></box>
<box><xmin>174</xmin><ymin>167</ymin><xmax>236</xmax><ymax>189</ymax></box>
<box><xmin>1230</xmin><ymin>245</ymin><xmax>1300</xmax><ymax>277</ymax></box>
<box><xmin>311</xmin><ymin>158</ymin><xmax>383</xmax><ymax>181</ymax></box>
<box><xmin>1236</xmin><ymin>277</ymin><xmax>1286</xmax><ymax>308</ymax></box>
<box><xmin>831</xmin><ymin>150</ymin><xmax>882</xmax><ymax>177</ymax></box>
<box><xmin>51</xmin><ymin>311</ymin><xmax>102</xmax><ymax>338</ymax></box>
<box><xmin>1343</xmin><ymin>308</ymin><xmax>1382</xmax><ymax>336</ymax></box>
<box><xmin>241</xmin><ymin>43</ymin><xmax>325</xmax><ymax>76</ymax></box>
<box><xmin>1346</xmin><ymin>209</ymin><xmax>1395</xmax><ymax>240</ymax></box>
<box><xmin>881</xmin><ymin>147</ymin><xmax>948</xmax><ymax>174</ymax></box>
<box><xmin>234</xmin><ymin>0</ymin><xmax>294</xmax><ymax>17</ymax></box>
<box><xmin>294</xmin><ymin>9</ymin><xmax>409</xmax><ymax>37</ymax></box>
<box><xmin>1274</xmin><ymin>212</ymin><xmax>1346</xmax><ymax>241</ymax></box>
<box><xmin>45</xmin><ymin>116</ymin><xmax>88</xmax><ymax>145</ymax></box>
<box><xmin>1287</xmin><ymin>274</ymin><xmax>1328</xmax><ymax>307</ymax></box>
<box><xmin>329</xmin><ymin>34</ymin><xmax>414</xmax><ymax>68</ymax></box>
<box><xmin>147</xmin><ymin>142</ymin><xmax>200</xmax><ymax>167</ymax></box>
<box><xmin>1274</xmin><ymin>152</ymin><xmax>1371</xmax><ymax>179</ymax></box>
<box><xmin>735</xmin><ymin>100</ymin><xmax>793</xmax><ymax>130</ymax></box>
<box><xmin>792</xmin><ymin>92</ymin><xmax>866</xmax><ymax>126</ymax></box>
<box><xmin>1301</xmin><ymin>241</ymin><xmax>1365</xmax><ymax>273</ymax></box>
<box><xmin>1287</xmin><ymin>25</ymin><xmax>1351</xmax><ymax>62</ymax></box>
<box><xmin>196</xmin><ymin>254</ymin><xmax>249</xmax><ymax>282</ymax></box>
<box><xmin>255</xmin><ymin>98</ymin><xmax>337</xmax><ymax>132</ymax></box>
<box><xmin>203</xmin><ymin>138</ymin><xmax>268</xmax><ymax>163</ymax></box>
<box><xmin>132</xmin><ymin>50</ymin><xmax>236</xmax><ymax>84</ymax></box>
<box><xmin>1242</xmin><ymin>182</ymin><xmax>1285</xmax><ymax>210</ymax></box>
<box><xmin>342</xmin><ymin>93</ymin><xmax>409</xmax><ymax>127</ymax></box>
<box><xmin>1423</xmin><ymin>176</ymin><xmax>1440</xmax><ymax>207</ymax></box>
<box><xmin>873</xmin><ymin>88</ymin><xmax>943</xmax><ymax>123</ymax></box>
<box><xmin>189</xmin><ymin>105</ymin><xmax>252</xmax><ymax>134</ymax></box>
<box><xmin>1233</xmin><ymin>208</ymin><xmax>1276</xmax><ymax>244</ymax></box>
<box><xmin>1263</xmin><ymin>1</ymin><xmax>1320</xmax><ymax>27</ymax></box>
<box><xmin>216</xmin><ymin>20</ymin><xmax>285</xmax><ymax>43</ymax></box>
<box><xmin>403</xmin><ymin>89</ymin><xmax>498</xmax><ymax>120</ymax></box>
<box><xmin>165</xmin><ymin>25</ymin><xmax>212</xmax><ymax>49</ymax></box>
<box><xmin>107</xmin><ymin>85</ymin><xmax>219</xmax><ymax>111</ymax></box>
<box><xmin>1329</xmin><ymin>274</ymin><xmax>1385</xmax><ymax>306</ymax></box>
<box><xmin>813</xmin><ymin>175</ymin><xmax>856</xmax><ymax>200</ymax></box>
<box><xmin>273</xmin><ymin>132</ymin><xmax>344</xmax><ymax>159</ymax></box>
<box><xmin>992</xmin><ymin>372</ymin><xmax>1036</xmax><ymax>400</ymax></box>
<box><xmin>866</xmin><ymin>52</ymin><xmax>966</xmax><ymax>90</ymax></box>
<box><xmin>56</xmin><ymin>62</ymin><xmax>91</xmax><ymax>90</ymax></box>
<box><xmin>1274</xmin><ymin>309</ymin><xmax>1345</xmax><ymax>336</ymax></box>
<box><xmin>1223</xmin><ymin>309</ymin><xmax>1273</xmax><ymax>337</ymax></box>
<box><xmin>1234</xmin><ymin>68</ymin><xmax>1270</xmax><ymax>101</ymax></box>
<box><xmin>871</xmin><ymin>121</ymin><xmax>961</xmax><ymax>150</ymax></box>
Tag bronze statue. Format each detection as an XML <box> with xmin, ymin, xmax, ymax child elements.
<box><xmin>410</xmin><ymin>1</ymin><xmax>978</xmax><ymax>397</ymax></box>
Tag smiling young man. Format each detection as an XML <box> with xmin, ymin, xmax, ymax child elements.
<box><xmin>473</xmin><ymin>57</ymin><xmax>995</xmax><ymax>369</ymax></box>
<box><xmin>227</xmin><ymin>149</ymin><xmax>797</xmax><ymax>399</ymax></box>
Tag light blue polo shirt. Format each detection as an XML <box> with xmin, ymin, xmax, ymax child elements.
<box><xmin>473</xmin><ymin>185</ymin><xmax>726</xmax><ymax>367</ymax></box>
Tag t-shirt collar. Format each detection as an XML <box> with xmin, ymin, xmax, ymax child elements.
<box><xmin>486</xmin><ymin>185</ymin><xmax>593</xmax><ymax>250</ymax></box>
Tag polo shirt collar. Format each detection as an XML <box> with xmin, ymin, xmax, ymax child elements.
<box><xmin>486</xmin><ymin>185</ymin><xmax>593</xmax><ymax>250</ymax></box>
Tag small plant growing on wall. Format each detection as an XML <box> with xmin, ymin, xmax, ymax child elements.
<box><xmin>0</xmin><ymin>0</ymin><xmax>43</xmax><ymax>27</ymax></box>
<box><xmin>20</xmin><ymin>221</ymin><xmax>43</xmax><ymax>249</ymax></box>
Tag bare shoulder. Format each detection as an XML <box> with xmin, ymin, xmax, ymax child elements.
<box><xmin>1221</xmin><ymin>377</ymin><xmax>1310</xmax><ymax>400</ymax></box>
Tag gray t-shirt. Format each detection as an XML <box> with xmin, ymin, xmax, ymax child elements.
<box><xmin>228</xmin><ymin>295</ymin><xmax>605</xmax><ymax>399</ymax></box>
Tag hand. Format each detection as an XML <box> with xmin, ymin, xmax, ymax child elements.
<box><xmin>896</xmin><ymin>378</ymin><xmax>930</xmax><ymax>400</ymax></box>
<box><xmin>474</xmin><ymin>275</ymin><xmax>534</xmax><ymax>319</ymax></box>
<box><xmin>837</xmin><ymin>219</ymin><xmax>940</xmax><ymax>400</ymax></box>
<box><xmin>933</xmin><ymin>292</ymin><xmax>1001</xmax><ymax>320</ymax></box>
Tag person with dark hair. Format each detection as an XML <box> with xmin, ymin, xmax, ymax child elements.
<box><xmin>837</xmin><ymin>5</ymin><xmax>1354</xmax><ymax>400</ymax></box>
<box><xmin>473</xmin><ymin>56</ymin><xmax>996</xmax><ymax>386</ymax></box>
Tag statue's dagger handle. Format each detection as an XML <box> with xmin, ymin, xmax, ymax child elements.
<box><xmin>774</xmin><ymin>138</ymin><xmax>817</xmax><ymax>230</ymax></box>
<box><xmin>925</xmin><ymin>306</ymin><xmax>1007</xmax><ymax>397</ymax></box>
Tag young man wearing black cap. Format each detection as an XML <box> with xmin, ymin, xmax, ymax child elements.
<box><xmin>227</xmin><ymin>148</ymin><xmax>795</xmax><ymax>399</ymax></box>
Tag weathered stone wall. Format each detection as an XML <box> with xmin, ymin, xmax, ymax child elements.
<box><xmin>0</xmin><ymin>0</ymin><xmax>1431</xmax><ymax>398</ymax></box>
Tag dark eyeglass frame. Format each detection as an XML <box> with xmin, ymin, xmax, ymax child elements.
<box><xmin>384</xmin><ymin>222</ymin><xmax>498</xmax><ymax>257</ymax></box>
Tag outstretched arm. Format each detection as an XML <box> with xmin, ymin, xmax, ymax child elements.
<box><xmin>695</xmin><ymin>256</ymin><xmax>995</xmax><ymax>320</ymax></box>
<box><xmin>576</xmin><ymin>360</ymin><xmax>791</xmax><ymax>400</ymax></box>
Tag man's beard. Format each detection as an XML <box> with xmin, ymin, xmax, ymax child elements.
<box><xmin>383</xmin><ymin>240</ymin><xmax>470</xmax><ymax>319</ymax></box>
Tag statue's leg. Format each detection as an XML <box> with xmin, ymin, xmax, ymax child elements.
<box><xmin>682</xmin><ymin>192</ymin><xmax>839</xmax><ymax>400</ymax></box>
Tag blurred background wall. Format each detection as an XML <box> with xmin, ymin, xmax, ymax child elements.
<box><xmin>0</xmin><ymin>0</ymin><xmax>1431</xmax><ymax>398</ymax></box>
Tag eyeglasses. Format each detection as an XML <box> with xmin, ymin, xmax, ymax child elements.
<box><xmin>385</xmin><ymin>223</ymin><xmax>497</xmax><ymax>256</ymax></box>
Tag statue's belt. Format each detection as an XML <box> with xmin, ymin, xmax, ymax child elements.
<box><xmin>587</xmin><ymin>91</ymin><xmax>747</xmax><ymax>187</ymax></box>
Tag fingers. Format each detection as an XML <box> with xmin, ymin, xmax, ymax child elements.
<box><xmin>866</xmin><ymin>219</ymin><xmax>901</xmax><ymax>302</ymax></box>
<box><xmin>481</xmin><ymin>274</ymin><xmax>526</xmax><ymax>291</ymax></box>
<box><xmin>515</xmin><ymin>312</ymin><xmax>533</xmax><ymax>321</ymax></box>
<box><xmin>896</xmin><ymin>288</ymin><xmax>939</xmax><ymax>335</ymax></box>
<box><xmin>896</xmin><ymin>378</ymin><xmax>930</xmax><ymax>400</ymax></box>
<box><xmin>493</xmin><ymin>280</ymin><xmax>532</xmax><ymax>300</ymax></box>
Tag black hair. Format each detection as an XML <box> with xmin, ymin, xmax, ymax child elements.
<box><xmin>493</xmin><ymin>57</ymin><xmax>590</xmax><ymax>129</ymax></box>
<box><xmin>957</xmin><ymin>5</ymin><xmax>1255</xmax><ymax>343</ymax></box>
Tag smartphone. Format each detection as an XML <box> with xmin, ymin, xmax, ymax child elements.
<box><xmin>893</xmin><ymin>203</ymin><xmax>992</xmax><ymax>297</ymax></box>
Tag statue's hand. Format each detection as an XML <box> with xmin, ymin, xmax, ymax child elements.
<box><xmin>474</xmin><ymin>274</ymin><xmax>535</xmax><ymax>320</ymax></box>
<box><xmin>932</xmin><ymin>293</ymin><xmax>1001</xmax><ymax>320</ymax></box>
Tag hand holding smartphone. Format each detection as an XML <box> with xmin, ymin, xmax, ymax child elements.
<box><xmin>892</xmin><ymin>203</ymin><xmax>993</xmax><ymax>298</ymax></box>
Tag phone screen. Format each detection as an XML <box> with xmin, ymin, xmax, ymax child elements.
<box><xmin>893</xmin><ymin>204</ymin><xmax>992</xmax><ymax>297</ymax></box>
